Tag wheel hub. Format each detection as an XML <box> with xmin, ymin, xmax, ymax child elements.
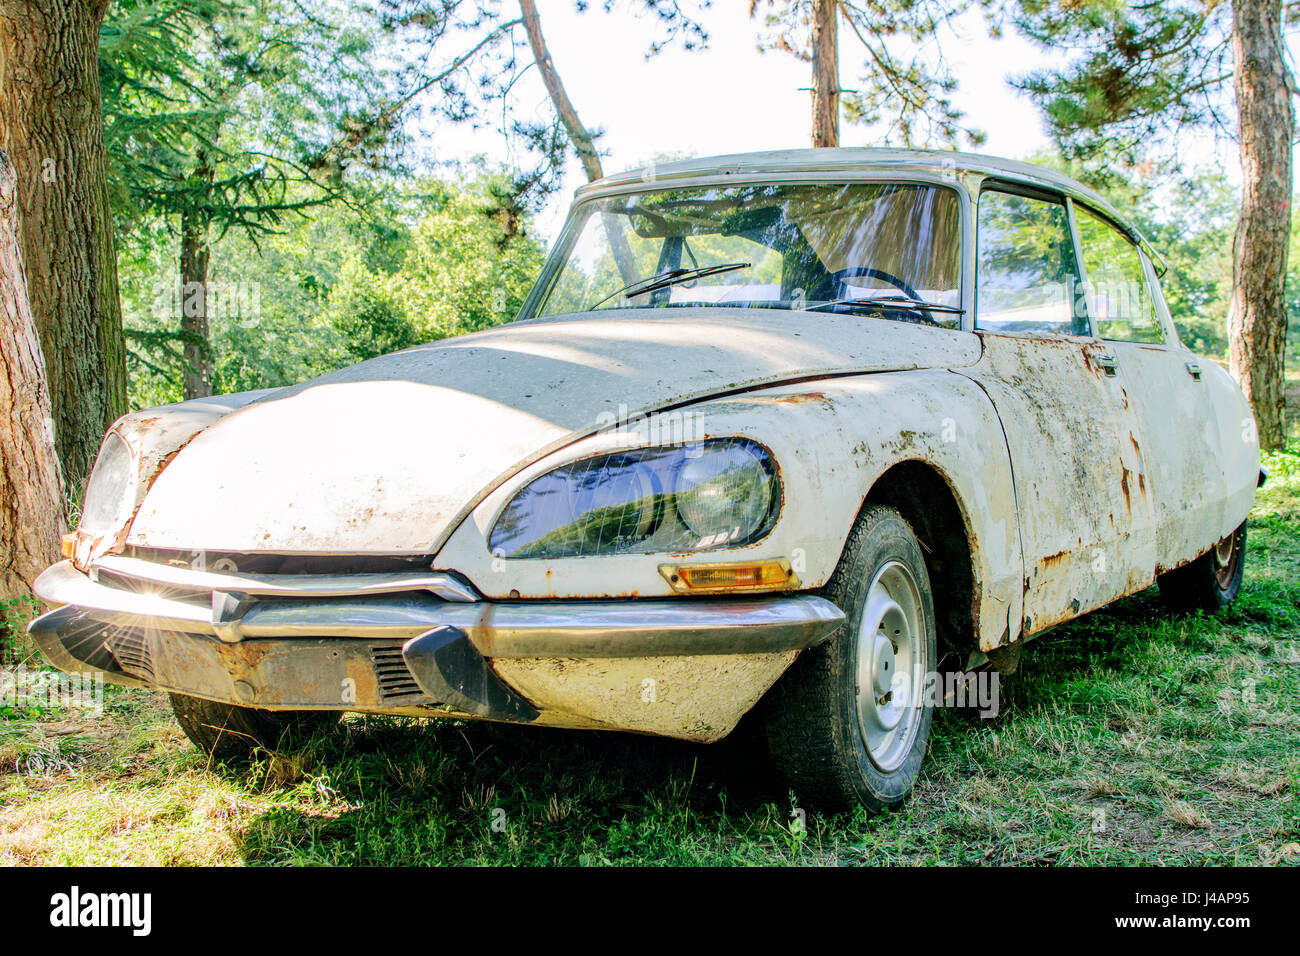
<box><xmin>854</xmin><ymin>561</ymin><xmax>927</xmax><ymax>772</ymax></box>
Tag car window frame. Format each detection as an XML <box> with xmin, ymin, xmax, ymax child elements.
<box><xmin>1137</xmin><ymin>243</ymin><xmax>1184</xmax><ymax>351</ymax></box>
<box><xmin>1070</xmin><ymin>200</ymin><xmax>1170</xmax><ymax>348</ymax></box>
<box><xmin>973</xmin><ymin>181</ymin><xmax>1095</xmax><ymax>339</ymax></box>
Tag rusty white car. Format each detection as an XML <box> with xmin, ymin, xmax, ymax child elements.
<box><xmin>29</xmin><ymin>149</ymin><xmax>1260</xmax><ymax>811</ymax></box>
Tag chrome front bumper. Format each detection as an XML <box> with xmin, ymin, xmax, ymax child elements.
<box><xmin>28</xmin><ymin>559</ymin><xmax>844</xmax><ymax>724</ymax></box>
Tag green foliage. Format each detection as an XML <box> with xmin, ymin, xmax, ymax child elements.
<box><xmin>1010</xmin><ymin>1</ymin><xmax>1232</xmax><ymax>166</ymax></box>
<box><xmin>100</xmin><ymin>0</ymin><xmax>403</xmax><ymax>234</ymax></box>
<box><xmin>120</xmin><ymin>172</ymin><xmax>545</xmax><ymax>406</ymax></box>
<box><xmin>99</xmin><ymin>2</ymin><xmax>588</xmax><ymax>403</ymax></box>
<box><xmin>0</xmin><ymin>596</ymin><xmax>40</xmax><ymax>667</ymax></box>
<box><xmin>325</xmin><ymin>257</ymin><xmax>421</xmax><ymax>363</ymax></box>
<box><xmin>398</xmin><ymin>181</ymin><xmax>547</xmax><ymax>339</ymax></box>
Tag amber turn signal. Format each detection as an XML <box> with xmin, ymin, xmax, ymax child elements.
<box><xmin>660</xmin><ymin>559</ymin><xmax>798</xmax><ymax>593</ymax></box>
<box><xmin>60</xmin><ymin>533</ymin><xmax>76</xmax><ymax>559</ymax></box>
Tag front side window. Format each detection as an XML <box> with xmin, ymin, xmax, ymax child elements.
<box><xmin>1074</xmin><ymin>205</ymin><xmax>1164</xmax><ymax>344</ymax></box>
<box><xmin>976</xmin><ymin>189</ymin><xmax>1087</xmax><ymax>336</ymax></box>
<box><xmin>533</xmin><ymin>182</ymin><xmax>963</xmax><ymax>328</ymax></box>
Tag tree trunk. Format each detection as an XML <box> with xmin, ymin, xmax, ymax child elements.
<box><xmin>0</xmin><ymin>0</ymin><xmax>127</xmax><ymax>490</ymax></box>
<box><xmin>1228</xmin><ymin>0</ymin><xmax>1294</xmax><ymax>450</ymax></box>
<box><xmin>811</xmin><ymin>0</ymin><xmax>840</xmax><ymax>147</ymax></box>
<box><xmin>0</xmin><ymin>147</ymin><xmax>66</xmax><ymax>601</ymax></box>
<box><xmin>180</xmin><ymin>215</ymin><xmax>212</xmax><ymax>399</ymax></box>
<box><xmin>180</xmin><ymin>159</ymin><xmax>213</xmax><ymax>399</ymax></box>
<box><xmin>518</xmin><ymin>0</ymin><xmax>637</xmax><ymax>284</ymax></box>
<box><xmin>520</xmin><ymin>0</ymin><xmax>603</xmax><ymax>182</ymax></box>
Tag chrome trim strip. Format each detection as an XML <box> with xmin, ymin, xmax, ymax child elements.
<box><xmin>35</xmin><ymin>560</ymin><xmax>213</xmax><ymax>631</ymax></box>
<box><xmin>470</xmin><ymin>596</ymin><xmax>842</xmax><ymax>658</ymax></box>
<box><xmin>32</xmin><ymin>560</ymin><xmax>845</xmax><ymax>659</ymax></box>
<box><xmin>91</xmin><ymin>554</ymin><xmax>480</xmax><ymax>602</ymax></box>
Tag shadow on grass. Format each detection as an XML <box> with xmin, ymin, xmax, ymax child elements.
<box><xmin>228</xmin><ymin>709</ymin><xmax>792</xmax><ymax>865</ymax></box>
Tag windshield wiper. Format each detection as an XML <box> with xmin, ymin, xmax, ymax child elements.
<box><xmin>805</xmin><ymin>294</ymin><xmax>965</xmax><ymax>315</ymax></box>
<box><xmin>592</xmin><ymin>262</ymin><xmax>751</xmax><ymax>309</ymax></box>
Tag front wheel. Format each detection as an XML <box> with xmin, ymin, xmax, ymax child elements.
<box><xmin>764</xmin><ymin>505</ymin><xmax>936</xmax><ymax>812</ymax></box>
<box><xmin>1157</xmin><ymin>522</ymin><xmax>1247</xmax><ymax>612</ymax></box>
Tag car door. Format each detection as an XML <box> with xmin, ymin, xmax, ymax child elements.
<box><xmin>960</xmin><ymin>184</ymin><xmax>1157</xmax><ymax>637</ymax></box>
<box><xmin>1072</xmin><ymin>203</ymin><xmax>1226</xmax><ymax>571</ymax></box>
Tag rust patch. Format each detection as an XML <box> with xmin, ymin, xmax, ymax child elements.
<box><xmin>1040</xmin><ymin>549</ymin><xmax>1069</xmax><ymax>568</ymax></box>
<box><xmin>499</xmin><ymin>587</ymin><xmax>643</xmax><ymax>600</ymax></box>
<box><xmin>773</xmin><ymin>391</ymin><xmax>827</xmax><ymax>405</ymax></box>
<box><xmin>216</xmin><ymin>641</ymin><xmax>269</xmax><ymax>670</ymax></box>
<box><xmin>1120</xmin><ymin>467</ymin><xmax>1133</xmax><ymax>516</ymax></box>
<box><xmin>344</xmin><ymin>656</ymin><xmax>379</xmax><ymax>706</ymax></box>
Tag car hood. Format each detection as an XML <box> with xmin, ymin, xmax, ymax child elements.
<box><xmin>126</xmin><ymin>308</ymin><xmax>980</xmax><ymax>554</ymax></box>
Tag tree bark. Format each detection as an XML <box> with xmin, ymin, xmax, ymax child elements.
<box><xmin>0</xmin><ymin>0</ymin><xmax>128</xmax><ymax>490</ymax></box>
<box><xmin>811</xmin><ymin>0</ymin><xmax>840</xmax><ymax>147</ymax></box>
<box><xmin>1228</xmin><ymin>0</ymin><xmax>1294</xmax><ymax>450</ymax></box>
<box><xmin>180</xmin><ymin>158</ymin><xmax>214</xmax><ymax>399</ymax></box>
<box><xmin>0</xmin><ymin>147</ymin><xmax>66</xmax><ymax>601</ymax></box>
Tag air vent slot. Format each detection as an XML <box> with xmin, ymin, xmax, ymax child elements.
<box><xmin>105</xmin><ymin>628</ymin><xmax>155</xmax><ymax>683</ymax></box>
<box><xmin>371</xmin><ymin>643</ymin><xmax>427</xmax><ymax>704</ymax></box>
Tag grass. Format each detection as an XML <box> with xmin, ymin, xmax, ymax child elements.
<box><xmin>2</xmin><ymin>448</ymin><xmax>1299</xmax><ymax>866</ymax></box>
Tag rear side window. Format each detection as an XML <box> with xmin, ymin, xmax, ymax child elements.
<box><xmin>976</xmin><ymin>189</ymin><xmax>1088</xmax><ymax>336</ymax></box>
<box><xmin>1074</xmin><ymin>206</ymin><xmax>1164</xmax><ymax>344</ymax></box>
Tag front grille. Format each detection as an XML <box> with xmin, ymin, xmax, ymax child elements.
<box><xmin>121</xmin><ymin>546</ymin><xmax>436</xmax><ymax>576</ymax></box>
<box><xmin>370</xmin><ymin>643</ymin><xmax>428</xmax><ymax>704</ymax></box>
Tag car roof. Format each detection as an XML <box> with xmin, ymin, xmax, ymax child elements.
<box><xmin>576</xmin><ymin>147</ymin><xmax>1148</xmax><ymax>250</ymax></box>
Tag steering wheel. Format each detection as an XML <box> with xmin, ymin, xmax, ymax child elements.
<box><xmin>827</xmin><ymin>267</ymin><xmax>939</xmax><ymax>326</ymax></box>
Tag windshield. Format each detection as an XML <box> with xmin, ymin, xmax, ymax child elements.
<box><xmin>531</xmin><ymin>181</ymin><xmax>962</xmax><ymax>326</ymax></box>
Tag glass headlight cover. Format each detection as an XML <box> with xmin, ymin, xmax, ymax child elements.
<box><xmin>78</xmin><ymin>431</ymin><xmax>138</xmax><ymax>538</ymax></box>
<box><xmin>489</xmin><ymin>439</ymin><xmax>780</xmax><ymax>558</ymax></box>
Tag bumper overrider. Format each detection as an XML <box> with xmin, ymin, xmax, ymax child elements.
<box><xmin>28</xmin><ymin>557</ymin><xmax>844</xmax><ymax>742</ymax></box>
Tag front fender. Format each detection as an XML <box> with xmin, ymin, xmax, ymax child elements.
<box><xmin>434</xmin><ymin>369</ymin><xmax>1022</xmax><ymax>650</ymax></box>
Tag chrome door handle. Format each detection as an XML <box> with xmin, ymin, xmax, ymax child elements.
<box><xmin>1185</xmin><ymin>360</ymin><xmax>1203</xmax><ymax>381</ymax></box>
<box><xmin>1096</xmin><ymin>354</ymin><xmax>1119</xmax><ymax>376</ymax></box>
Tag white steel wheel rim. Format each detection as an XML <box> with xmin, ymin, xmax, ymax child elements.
<box><xmin>854</xmin><ymin>560</ymin><xmax>927</xmax><ymax>773</ymax></box>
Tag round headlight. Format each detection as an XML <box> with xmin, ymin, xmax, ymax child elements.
<box><xmin>674</xmin><ymin>443</ymin><xmax>775</xmax><ymax>541</ymax></box>
<box><xmin>78</xmin><ymin>431</ymin><xmax>138</xmax><ymax>537</ymax></box>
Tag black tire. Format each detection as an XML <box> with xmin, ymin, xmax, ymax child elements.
<box><xmin>1157</xmin><ymin>522</ymin><xmax>1247</xmax><ymax>612</ymax></box>
<box><xmin>169</xmin><ymin>693</ymin><xmax>340</xmax><ymax>760</ymax></box>
<box><xmin>763</xmin><ymin>505</ymin><xmax>937</xmax><ymax>812</ymax></box>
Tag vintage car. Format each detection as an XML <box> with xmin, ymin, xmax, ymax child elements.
<box><xmin>29</xmin><ymin>149</ymin><xmax>1260</xmax><ymax>811</ymax></box>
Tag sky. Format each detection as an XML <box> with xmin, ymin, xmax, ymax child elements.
<box><xmin>406</xmin><ymin>2</ymin><xmax>1256</xmax><ymax>240</ymax></box>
